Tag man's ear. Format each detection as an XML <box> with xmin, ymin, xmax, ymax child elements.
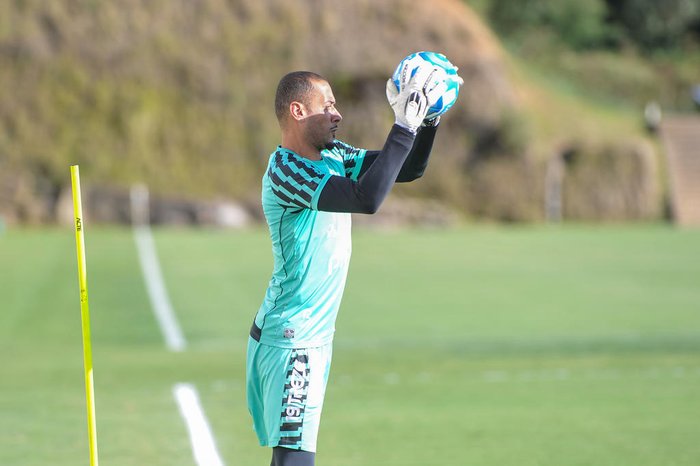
<box><xmin>289</xmin><ymin>101</ymin><xmax>305</xmax><ymax>121</ymax></box>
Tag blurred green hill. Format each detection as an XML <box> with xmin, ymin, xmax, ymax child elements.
<box><xmin>0</xmin><ymin>0</ymin><xmax>697</xmax><ymax>224</ymax></box>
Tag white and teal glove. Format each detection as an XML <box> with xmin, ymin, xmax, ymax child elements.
<box><xmin>386</xmin><ymin>65</ymin><xmax>449</xmax><ymax>133</ymax></box>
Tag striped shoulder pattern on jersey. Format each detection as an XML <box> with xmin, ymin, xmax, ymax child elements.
<box><xmin>268</xmin><ymin>150</ymin><xmax>330</xmax><ymax>210</ymax></box>
<box><xmin>330</xmin><ymin>140</ymin><xmax>366</xmax><ymax>180</ymax></box>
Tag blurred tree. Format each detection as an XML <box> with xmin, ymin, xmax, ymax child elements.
<box><xmin>489</xmin><ymin>0</ymin><xmax>609</xmax><ymax>49</ymax></box>
<box><xmin>605</xmin><ymin>0</ymin><xmax>700</xmax><ymax>50</ymax></box>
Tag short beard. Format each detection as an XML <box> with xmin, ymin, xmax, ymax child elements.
<box><xmin>304</xmin><ymin>124</ymin><xmax>334</xmax><ymax>152</ymax></box>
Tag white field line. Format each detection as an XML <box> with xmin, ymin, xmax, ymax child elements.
<box><xmin>130</xmin><ymin>186</ymin><xmax>225</xmax><ymax>466</ymax></box>
<box><xmin>131</xmin><ymin>184</ymin><xmax>186</xmax><ymax>352</ymax></box>
<box><xmin>174</xmin><ymin>383</ymin><xmax>225</xmax><ymax>466</ymax></box>
<box><xmin>133</xmin><ymin>225</ymin><xmax>187</xmax><ymax>352</ymax></box>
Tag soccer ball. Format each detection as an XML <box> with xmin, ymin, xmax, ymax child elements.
<box><xmin>391</xmin><ymin>51</ymin><xmax>463</xmax><ymax>120</ymax></box>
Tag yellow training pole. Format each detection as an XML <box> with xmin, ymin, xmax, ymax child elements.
<box><xmin>70</xmin><ymin>165</ymin><xmax>99</xmax><ymax>466</ymax></box>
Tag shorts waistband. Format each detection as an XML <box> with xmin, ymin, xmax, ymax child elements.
<box><xmin>250</xmin><ymin>321</ymin><xmax>262</xmax><ymax>342</ymax></box>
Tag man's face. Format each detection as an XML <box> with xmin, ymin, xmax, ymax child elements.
<box><xmin>301</xmin><ymin>80</ymin><xmax>342</xmax><ymax>151</ymax></box>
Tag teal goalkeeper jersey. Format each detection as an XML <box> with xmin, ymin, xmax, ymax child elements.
<box><xmin>254</xmin><ymin>140</ymin><xmax>368</xmax><ymax>348</ymax></box>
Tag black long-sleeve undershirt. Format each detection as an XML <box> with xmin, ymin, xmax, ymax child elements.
<box><xmin>316</xmin><ymin>124</ymin><xmax>437</xmax><ymax>214</ymax></box>
<box><xmin>362</xmin><ymin>124</ymin><xmax>438</xmax><ymax>183</ymax></box>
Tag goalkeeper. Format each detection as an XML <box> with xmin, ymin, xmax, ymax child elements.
<box><xmin>246</xmin><ymin>63</ymin><xmax>458</xmax><ymax>466</ymax></box>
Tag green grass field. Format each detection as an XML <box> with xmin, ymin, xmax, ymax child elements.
<box><xmin>2</xmin><ymin>225</ymin><xmax>699</xmax><ymax>466</ymax></box>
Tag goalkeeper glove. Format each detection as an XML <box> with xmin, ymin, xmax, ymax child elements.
<box><xmin>386</xmin><ymin>65</ymin><xmax>448</xmax><ymax>133</ymax></box>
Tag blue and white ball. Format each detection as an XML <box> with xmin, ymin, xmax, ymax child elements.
<box><xmin>391</xmin><ymin>51</ymin><xmax>463</xmax><ymax>120</ymax></box>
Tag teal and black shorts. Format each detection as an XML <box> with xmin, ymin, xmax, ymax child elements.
<box><xmin>246</xmin><ymin>329</ymin><xmax>333</xmax><ymax>453</ymax></box>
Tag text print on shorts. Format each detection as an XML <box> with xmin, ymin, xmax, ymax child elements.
<box><xmin>279</xmin><ymin>349</ymin><xmax>310</xmax><ymax>448</ymax></box>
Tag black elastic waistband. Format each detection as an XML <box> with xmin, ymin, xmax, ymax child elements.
<box><xmin>250</xmin><ymin>321</ymin><xmax>262</xmax><ymax>342</ymax></box>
